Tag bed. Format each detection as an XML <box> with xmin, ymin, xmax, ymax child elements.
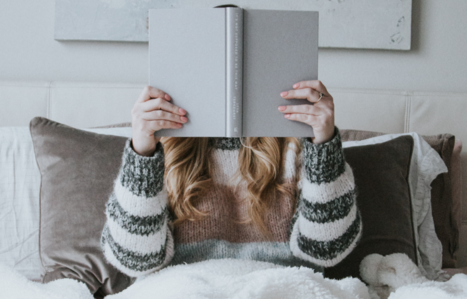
<box><xmin>0</xmin><ymin>80</ymin><xmax>466</xmax><ymax>298</ymax></box>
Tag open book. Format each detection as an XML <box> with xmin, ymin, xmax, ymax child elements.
<box><xmin>149</xmin><ymin>6</ymin><xmax>319</xmax><ymax>137</ymax></box>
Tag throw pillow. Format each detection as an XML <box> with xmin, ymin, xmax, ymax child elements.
<box><xmin>324</xmin><ymin>135</ymin><xmax>417</xmax><ymax>280</ymax></box>
<box><xmin>0</xmin><ymin>127</ymin><xmax>42</xmax><ymax>281</ymax></box>
<box><xmin>341</xmin><ymin>129</ymin><xmax>458</xmax><ymax>269</ymax></box>
<box><xmin>29</xmin><ymin>117</ymin><xmax>136</xmax><ymax>298</ymax></box>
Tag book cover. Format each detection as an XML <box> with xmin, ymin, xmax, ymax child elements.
<box><xmin>149</xmin><ymin>7</ymin><xmax>319</xmax><ymax>137</ymax></box>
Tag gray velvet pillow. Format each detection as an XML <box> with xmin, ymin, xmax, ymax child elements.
<box><xmin>29</xmin><ymin>117</ymin><xmax>136</xmax><ymax>298</ymax></box>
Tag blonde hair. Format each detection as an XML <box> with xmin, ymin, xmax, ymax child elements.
<box><xmin>160</xmin><ymin>137</ymin><xmax>302</xmax><ymax>241</ymax></box>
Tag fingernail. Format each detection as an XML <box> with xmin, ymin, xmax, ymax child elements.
<box><xmin>280</xmin><ymin>91</ymin><xmax>288</xmax><ymax>97</ymax></box>
<box><xmin>181</xmin><ymin>116</ymin><xmax>188</xmax><ymax>122</ymax></box>
<box><xmin>293</xmin><ymin>83</ymin><xmax>299</xmax><ymax>88</ymax></box>
<box><xmin>284</xmin><ymin>114</ymin><xmax>290</xmax><ymax>118</ymax></box>
<box><xmin>278</xmin><ymin>106</ymin><xmax>286</xmax><ymax>111</ymax></box>
<box><xmin>165</xmin><ymin>94</ymin><xmax>171</xmax><ymax>100</ymax></box>
<box><xmin>179</xmin><ymin>108</ymin><xmax>187</xmax><ymax>114</ymax></box>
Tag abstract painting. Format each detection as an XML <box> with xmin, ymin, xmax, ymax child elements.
<box><xmin>55</xmin><ymin>0</ymin><xmax>412</xmax><ymax>50</ymax></box>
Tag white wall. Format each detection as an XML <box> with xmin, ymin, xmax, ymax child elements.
<box><xmin>0</xmin><ymin>0</ymin><xmax>466</xmax><ymax>93</ymax></box>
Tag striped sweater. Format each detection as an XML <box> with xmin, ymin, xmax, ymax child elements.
<box><xmin>100</xmin><ymin>127</ymin><xmax>362</xmax><ymax>277</ymax></box>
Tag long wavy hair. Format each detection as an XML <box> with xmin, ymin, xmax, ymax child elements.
<box><xmin>159</xmin><ymin>137</ymin><xmax>303</xmax><ymax>240</ymax></box>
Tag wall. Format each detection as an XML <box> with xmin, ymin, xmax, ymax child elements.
<box><xmin>0</xmin><ymin>0</ymin><xmax>466</xmax><ymax>93</ymax></box>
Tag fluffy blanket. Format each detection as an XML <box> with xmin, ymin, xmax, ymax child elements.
<box><xmin>360</xmin><ymin>253</ymin><xmax>467</xmax><ymax>299</ymax></box>
<box><xmin>0</xmin><ymin>255</ymin><xmax>466</xmax><ymax>299</ymax></box>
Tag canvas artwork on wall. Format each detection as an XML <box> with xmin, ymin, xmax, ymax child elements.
<box><xmin>54</xmin><ymin>0</ymin><xmax>412</xmax><ymax>50</ymax></box>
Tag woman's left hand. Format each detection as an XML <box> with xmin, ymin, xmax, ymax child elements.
<box><xmin>278</xmin><ymin>80</ymin><xmax>335</xmax><ymax>144</ymax></box>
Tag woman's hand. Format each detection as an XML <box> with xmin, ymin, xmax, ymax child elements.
<box><xmin>278</xmin><ymin>80</ymin><xmax>335</xmax><ymax>144</ymax></box>
<box><xmin>131</xmin><ymin>86</ymin><xmax>188</xmax><ymax>156</ymax></box>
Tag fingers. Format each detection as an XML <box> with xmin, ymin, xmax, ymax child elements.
<box><xmin>136</xmin><ymin>86</ymin><xmax>171</xmax><ymax>104</ymax></box>
<box><xmin>142</xmin><ymin>110</ymin><xmax>188</xmax><ymax>124</ymax></box>
<box><xmin>278</xmin><ymin>104</ymin><xmax>327</xmax><ymax>131</ymax></box>
<box><xmin>292</xmin><ymin>80</ymin><xmax>330</xmax><ymax>97</ymax></box>
<box><xmin>284</xmin><ymin>113</ymin><xmax>325</xmax><ymax>128</ymax></box>
<box><xmin>281</xmin><ymin>87</ymin><xmax>320</xmax><ymax>103</ymax></box>
<box><xmin>140</xmin><ymin>98</ymin><xmax>187</xmax><ymax>116</ymax></box>
<box><xmin>147</xmin><ymin>119</ymin><xmax>184</xmax><ymax>130</ymax></box>
<box><xmin>277</xmin><ymin>104</ymin><xmax>322</xmax><ymax>115</ymax></box>
<box><xmin>280</xmin><ymin>87</ymin><xmax>322</xmax><ymax>103</ymax></box>
<box><xmin>284</xmin><ymin>113</ymin><xmax>318</xmax><ymax>126</ymax></box>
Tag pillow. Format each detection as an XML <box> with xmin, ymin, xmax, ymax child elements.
<box><xmin>323</xmin><ymin>135</ymin><xmax>417</xmax><ymax>280</ymax></box>
<box><xmin>0</xmin><ymin>125</ymin><xmax>133</xmax><ymax>284</ymax></box>
<box><xmin>341</xmin><ymin>130</ymin><xmax>458</xmax><ymax>269</ymax></box>
<box><xmin>422</xmin><ymin>134</ymin><xmax>457</xmax><ymax>268</ymax></box>
<box><xmin>0</xmin><ymin>127</ymin><xmax>42</xmax><ymax>281</ymax></box>
<box><xmin>29</xmin><ymin>117</ymin><xmax>136</xmax><ymax>298</ymax></box>
<box><xmin>451</xmin><ymin>139</ymin><xmax>463</xmax><ymax>266</ymax></box>
<box><xmin>340</xmin><ymin>130</ymin><xmax>449</xmax><ymax>280</ymax></box>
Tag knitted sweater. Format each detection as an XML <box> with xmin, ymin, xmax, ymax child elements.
<box><xmin>100</xmin><ymin>127</ymin><xmax>362</xmax><ymax>277</ymax></box>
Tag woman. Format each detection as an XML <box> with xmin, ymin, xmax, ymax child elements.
<box><xmin>100</xmin><ymin>80</ymin><xmax>362</xmax><ymax>277</ymax></box>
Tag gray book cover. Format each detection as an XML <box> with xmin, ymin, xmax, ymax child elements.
<box><xmin>149</xmin><ymin>7</ymin><xmax>318</xmax><ymax>137</ymax></box>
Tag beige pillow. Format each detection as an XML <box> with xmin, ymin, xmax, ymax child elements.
<box><xmin>29</xmin><ymin>117</ymin><xmax>136</xmax><ymax>298</ymax></box>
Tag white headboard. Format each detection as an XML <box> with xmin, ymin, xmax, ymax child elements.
<box><xmin>1</xmin><ymin>80</ymin><xmax>466</xmax><ymax>267</ymax></box>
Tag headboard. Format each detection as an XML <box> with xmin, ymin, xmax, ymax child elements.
<box><xmin>1</xmin><ymin>80</ymin><xmax>466</xmax><ymax>267</ymax></box>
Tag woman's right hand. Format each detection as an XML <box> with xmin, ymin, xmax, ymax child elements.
<box><xmin>131</xmin><ymin>86</ymin><xmax>188</xmax><ymax>156</ymax></box>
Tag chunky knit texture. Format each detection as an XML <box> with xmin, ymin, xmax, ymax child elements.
<box><xmin>100</xmin><ymin>127</ymin><xmax>362</xmax><ymax>277</ymax></box>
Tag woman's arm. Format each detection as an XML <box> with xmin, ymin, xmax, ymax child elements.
<box><xmin>100</xmin><ymin>138</ymin><xmax>175</xmax><ymax>277</ymax></box>
<box><xmin>278</xmin><ymin>80</ymin><xmax>362</xmax><ymax>267</ymax></box>
<box><xmin>100</xmin><ymin>85</ymin><xmax>185</xmax><ymax>277</ymax></box>
<box><xmin>289</xmin><ymin>127</ymin><xmax>362</xmax><ymax>267</ymax></box>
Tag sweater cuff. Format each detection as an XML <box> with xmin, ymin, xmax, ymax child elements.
<box><xmin>118</xmin><ymin>138</ymin><xmax>165</xmax><ymax>198</ymax></box>
<box><xmin>301</xmin><ymin>127</ymin><xmax>346</xmax><ymax>184</ymax></box>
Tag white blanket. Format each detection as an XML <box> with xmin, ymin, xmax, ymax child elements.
<box><xmin>0</xmin><ymin>255</ymin><xmax>466</xmax><ymax>299</ymax></box>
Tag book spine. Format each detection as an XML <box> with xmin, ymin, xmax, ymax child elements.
<box><xmin>226</xmin><ymin>8</ymin><xmax>243</xmax><ymax>137</ymax></box>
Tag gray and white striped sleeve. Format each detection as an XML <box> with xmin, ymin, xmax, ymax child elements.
<box><xmin>289</xmin><ymin>127</ymin><xmax>362</xmax><ymax>268</ymax></box>
<box><xmin>100</xmin><ymin>138</ymin><xmax>174</xmax><ymax>277</ymax></box>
